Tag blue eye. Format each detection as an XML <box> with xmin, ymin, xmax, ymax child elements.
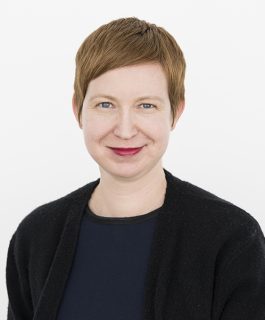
<box><xmin>96</xmin><ymin>102</ymin><xmax>156</xmax><ymax>110</ymax></box>
<box><xmin>97</xmin><ymin>102</ymin><xmax>112</xmax><ymax>109</ymax></box>
<box><xmin>141</xmin><ymin>103</ymin><xmax>155</xmax><ymax>109</ymax></box>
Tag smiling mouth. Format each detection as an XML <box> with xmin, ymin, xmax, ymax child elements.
<box><xmin>109</xmin><ymin>146</ymin><xmax>144</xmax><ymax>151</ymax></box>
<box><xmin>109</xmin><ymin>147</ymin><xmax>143</xmax><ymax>151</ymax></box>
<box><xmin>108</xmin><ymin>146</ymin><xmax>144</xmax><ymax>156</ymax></box>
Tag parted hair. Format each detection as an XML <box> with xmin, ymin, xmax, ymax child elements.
<box><xmin>73</xmin><ymin>17</ymin><xmax>186</xmax><ymax>127</ymax></box>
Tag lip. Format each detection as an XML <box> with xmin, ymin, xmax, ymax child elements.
<box><xmin>108</xmin><ymin>146</ymin><xmax>144</xmax><ymax>156</ymax></box>
<box><xmin>109</xmin><ymin>147</ymin><xmax>143</xmax><ymax>151</ymax></box>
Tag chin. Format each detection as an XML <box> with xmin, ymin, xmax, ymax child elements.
<box><xmin>101</xmin><ymin>160</ymin><xmax>161</xmax><ymax>180</ymax></box>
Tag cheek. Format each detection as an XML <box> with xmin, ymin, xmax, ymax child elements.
<box><xmin>82</xmin><ymin>113</ymin><xmax>108</xmax><ymax>140</ymax></box>
<box><xmin>145</xmin><ymin>118</ymin><xmax>171</xmax><ymax>140</ymax></box>
<box><xmin>83</xmin><ymin>126</ymin><xmax>103</xmax><ymax>148</ymax></box>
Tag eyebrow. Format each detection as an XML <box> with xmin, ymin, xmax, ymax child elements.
<box><xmin>88</xmin><ymin>94</ymin><xmax>164</xmax><ymax>103</ymax></box>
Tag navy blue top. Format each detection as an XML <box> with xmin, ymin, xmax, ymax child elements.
<box><xmin>56</xmin><ymin>204</ymin><xmax>161</xmax><ymax>320</ymax></box>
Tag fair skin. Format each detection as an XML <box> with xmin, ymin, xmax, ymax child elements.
<box><xmin>72</xmin><ymin>62</ymin><xmax>185</xmax><ymax>217</ymax></box>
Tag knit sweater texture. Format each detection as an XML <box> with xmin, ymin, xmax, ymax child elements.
<box><xmin>5</xmin><ymin>168</ymin><xmax>265</xmax><ymax>319</ymax></box>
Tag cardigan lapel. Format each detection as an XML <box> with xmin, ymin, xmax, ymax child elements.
<box><xmin>142</xmin><ymin>169</ymin><xmax>185</xmax><ymax>320</ymax></box>
<box><xmin>33</xmin><ymin>178</ymin><xmax>100</xmax><ymax>320</ymax></box>
<box><xmin>32</xmin><ymin>168</ymin><xmax>184</xmax><ymax>320</ymax></box>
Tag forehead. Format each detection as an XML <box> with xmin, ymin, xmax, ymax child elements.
<box><xmin>85</xmin><ymin>62</ymin><xmax>169</xmax><ymax>102</ymax></box>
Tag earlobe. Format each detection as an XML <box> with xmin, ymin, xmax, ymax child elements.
<box><xmin>72</xmin><ymin>94</ymin><xmax>82</xmax><ymax>129</ymax></box>
<box><xmin>72</xmin><ymin>94</ymin><xmax>77</xmax><ymax>119</ymax></box>
<box><xmin>171</xmin><ymin>100</ymin><xmax>185</xmax><ymax>130</ymax></box>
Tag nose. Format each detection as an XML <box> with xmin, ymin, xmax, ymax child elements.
<box><xmin>113</xmin><ymin>108</ymin><xmax>138</xmax><ymax>139</ymax></box>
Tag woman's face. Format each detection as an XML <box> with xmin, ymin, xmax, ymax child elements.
<box><xmin>73</xmin><ymin>62</ymin><xmax>184</xmax><ymax>180</ymax></box>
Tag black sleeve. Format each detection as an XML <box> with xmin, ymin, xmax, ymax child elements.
<box><xmin>213</xmin><ymin>223</ymin><xmax>265</xmax><ymax>319</ymax></box>
<box><xmin>6</xmin><ymin>231</ymin><xmax>33</xmax><ymax>320</ymax></box>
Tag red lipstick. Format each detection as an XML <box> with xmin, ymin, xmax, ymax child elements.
<box><xmin>109</xmin><ymin>147</ymin><xmax>143</xmax><ymax>156</ymax></box>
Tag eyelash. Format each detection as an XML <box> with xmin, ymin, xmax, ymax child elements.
<box><xmin>95</xmin><ymin>102</ymin><xmax>157</xmax><ymax>110</ymax></box>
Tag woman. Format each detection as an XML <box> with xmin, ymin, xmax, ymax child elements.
<box><xmin>6</xmin><ymin>17</ymin><xmax>265</xmax><ymax>319</ymax></box>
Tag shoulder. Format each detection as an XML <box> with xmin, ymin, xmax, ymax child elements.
<box><xmin>11</xmin><ymin>180</ymin><xmax>97</xmax><ymax>245</ymax></box>
<box><xmin>176</xmin><ymin>177</ymin><xmax>264</xmax><ymax>244</ymax></box>
<box><xmin>173</xmin><ymin>177</ymin><xmax>265</xmax><ymax>269</ymax></box>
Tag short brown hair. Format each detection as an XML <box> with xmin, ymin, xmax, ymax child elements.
<box><xmin>73</xmin><ymin>17</ymin><xmax>186</xmax><ymax>127</ymax></box>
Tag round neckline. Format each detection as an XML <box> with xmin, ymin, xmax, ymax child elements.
<box><xmin>85</xmin><ymin>204</ymin><xmax>161</xmax><ymax>224</ymax></box>
<box><xmin>80</xmin><ymin>168</ymin><xmax>185</xmax><ymax>225</ymax></box>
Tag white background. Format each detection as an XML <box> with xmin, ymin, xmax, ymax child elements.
<box><xmin>1</xmin><ymin>0</ymin><xmax>264</xmax><ymax>316</ymax></box>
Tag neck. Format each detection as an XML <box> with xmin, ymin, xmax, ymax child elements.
<box><xmin>89</xmin><ymin>164</ymin><xmax>167</xmax><ymax>218</ymax></box>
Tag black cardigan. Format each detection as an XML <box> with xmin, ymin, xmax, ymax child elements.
<box><xmin>6</xmin><ymin>168</ymin><xmax>265</xmax><ymax>319</ymax></box>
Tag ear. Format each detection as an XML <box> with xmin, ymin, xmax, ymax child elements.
<box><xmin>72</xmin><ymin>93</ymin><xmax>82</xmax><ymax>129</ymax></box>
<box><xmin>171</xmin><ymin>100</ymin><xmax>185</xmax><ymax>130</ymax></box>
